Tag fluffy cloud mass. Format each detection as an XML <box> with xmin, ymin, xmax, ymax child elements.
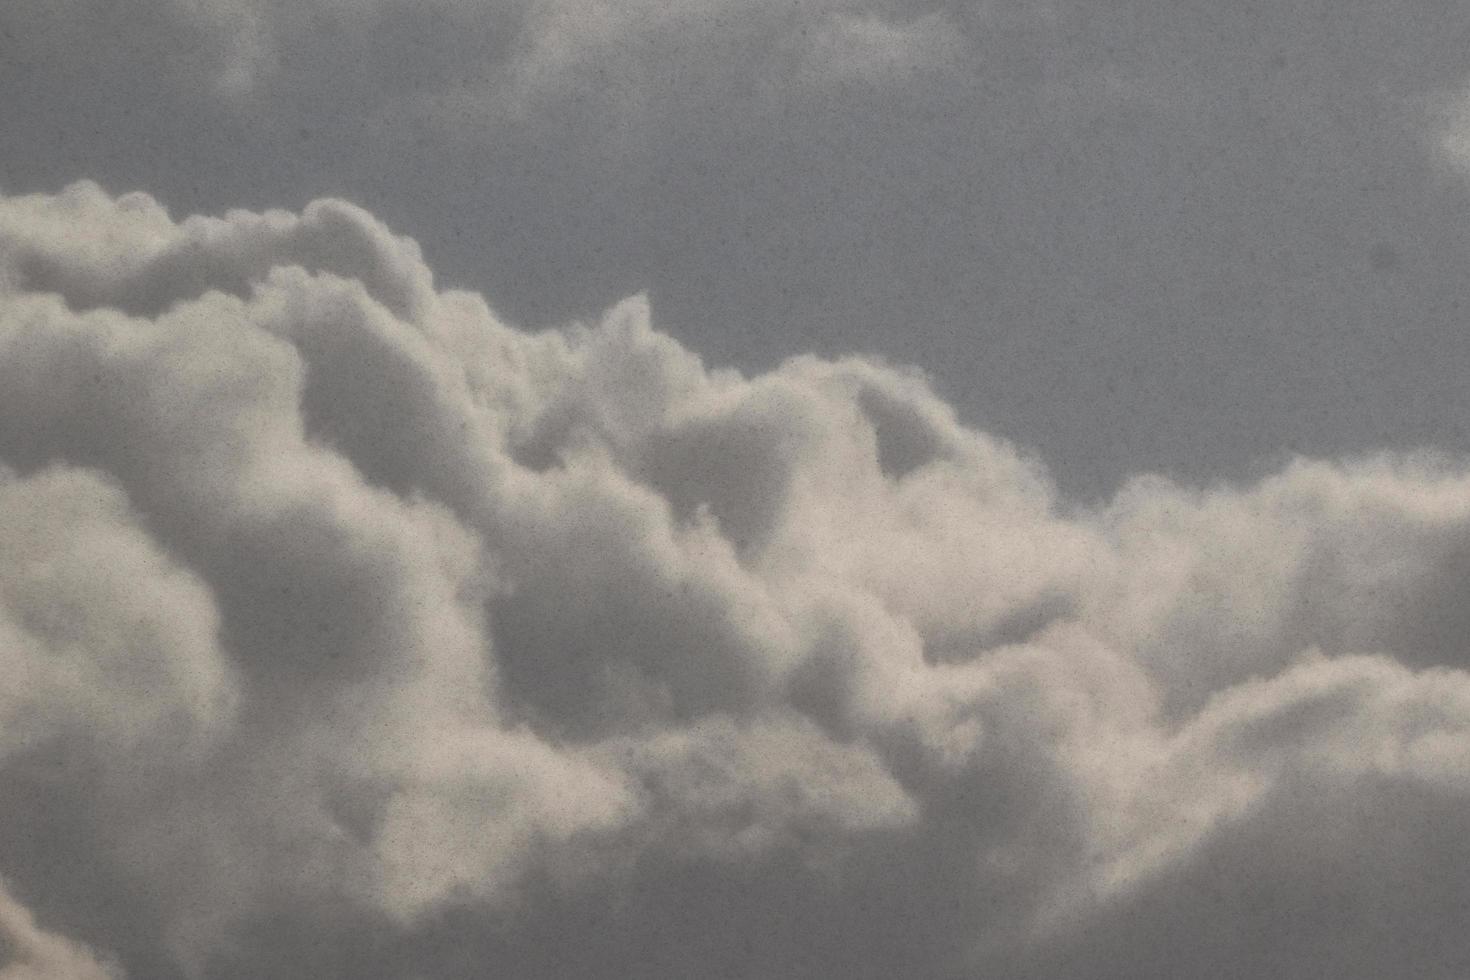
<box><xmin>3</xmin><ymin>182</ymin><xmax>1470</xmax><ymax>978</ymax></box>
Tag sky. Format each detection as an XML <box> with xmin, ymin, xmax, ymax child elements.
<box><xmin>6</xmin><ymin>1</ymin><xmax>1470</xmax><ymax>978</ymax></box>
<box><xmin>11</xmin><ymin>0</ymin><xmax>1470</xmax><ymax>495</ymax></box>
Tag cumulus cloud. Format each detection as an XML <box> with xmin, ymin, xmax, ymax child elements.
<box><xmin>3</xmin><ymin>182</ymin><xmax>1470</xmax><ymax>977</ymax></box>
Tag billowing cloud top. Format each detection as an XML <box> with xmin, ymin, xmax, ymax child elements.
<box><xmin>3</xmin><ymin>183</ymin><xmax>1470</xmax><ymax>978</ymax></box>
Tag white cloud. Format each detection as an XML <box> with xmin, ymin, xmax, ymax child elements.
<box><xmin>4</xmin><ymin>182</ymin><xmax>1470</xmax><ymax>976</ymax></box>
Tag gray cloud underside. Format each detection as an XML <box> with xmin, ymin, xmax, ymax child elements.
<box><xmin>3</xmin><ymin>184</ymin><xmax>1470</xmax><ymax>977</ymax></box>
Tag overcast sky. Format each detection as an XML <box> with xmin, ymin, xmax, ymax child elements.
<box><xmin>10</xmin><ymin>0</ymin><xmax>1470</xmax><ymax>494</ymax></box>
<box><xmin>6</xmin><ymin>2</ymin><xmax>1470</xmax><ymax>978</ymax></box>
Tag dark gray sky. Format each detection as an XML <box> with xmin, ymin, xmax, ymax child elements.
<box><xmin>9</xmin><ymin>0</ymin><xmax>1470</xmax><ymax>496</ymax></box>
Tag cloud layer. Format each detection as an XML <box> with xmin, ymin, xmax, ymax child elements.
<box><xmin>3</xmin><ymin>183</ymin><xmax>1470</xmax><ymax>977</ymax></box>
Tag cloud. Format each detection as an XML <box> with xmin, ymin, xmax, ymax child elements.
<box><xmin>789</xmin><ymin>12</ymin><xmax>968</xmax><ymax>89</ymax></box>
<box><xmin>1428</xmin><ymin>78</ymin><xmax>1470</xmax><ymax>176</ymax></box>
<box><xmin>4</xmin><ymin>182</ymin><xmax>1470</xmax><ymax>976</ymax></box>
<box><xmin>1019</xmin><ymin>654</ymin><xmax>1470</xmax><ymax>979</ymax></box>
<box><xmin>0</xmin><ymin>880</ymin><xmax>119</xmax><ymax>980</ymax></box>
